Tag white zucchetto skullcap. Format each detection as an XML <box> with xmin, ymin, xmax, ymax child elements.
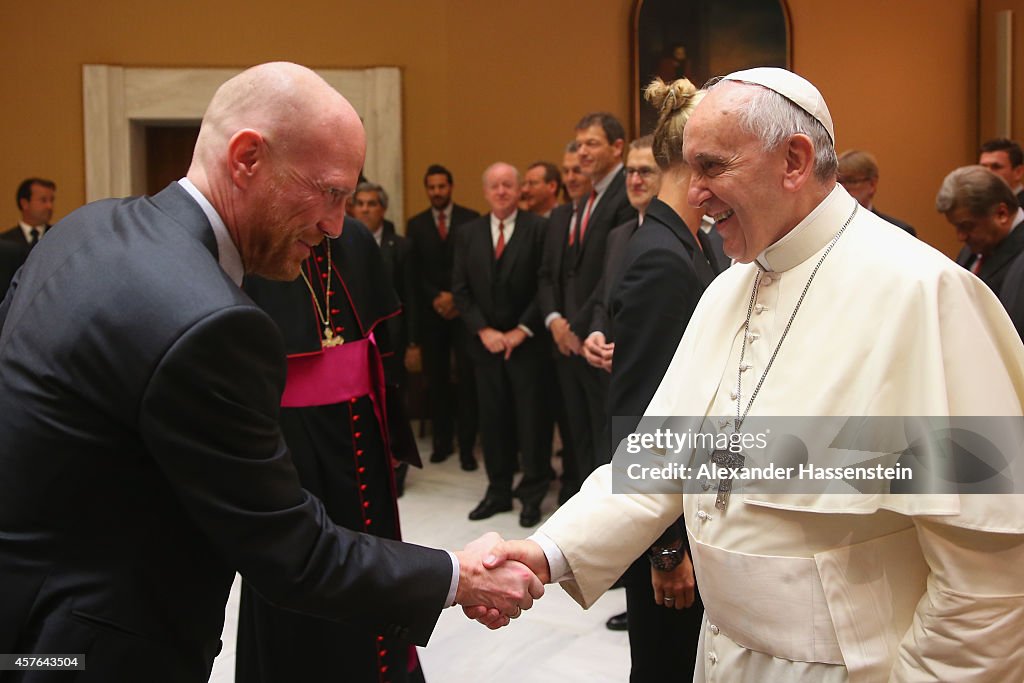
<box><xmin>721</xmin><ymin>67</ymin><xmax>835</xmax><ymax>144</ymax></box>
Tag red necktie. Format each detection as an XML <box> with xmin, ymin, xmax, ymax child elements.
<box><xmin>495</xmin><ymin>221</ymin><xmax>506</xmax><ymax>260</ymax></box>
<box><xmin>567</xmin><ymin>205</ymin><xmax>579</xmax><ymax>246</ymax></box>
<box><xmin>436</xmin><ymin>211</ymin><xmax>448</xmax><ymax>240</ymax></box>
<box><xmin>577</xmin><ymin>190</ymin><xmax>597</xmax><ymax>245</ymax></box>
<box><xmin>971</xmin><ymin>254</ymin><xmax>984</xmax><ymax>275</ymax></box>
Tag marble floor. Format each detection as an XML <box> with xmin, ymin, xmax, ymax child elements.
<box><xmin>208</xmin><ymin>437</ymin><xmax>630</xmax><ymax>682</ymax></box>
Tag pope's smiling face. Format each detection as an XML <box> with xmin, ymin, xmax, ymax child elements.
<box><xmin>684</xmin><ymin>83</ymin><xmax>795</xmax><ymax>263</ymax></box>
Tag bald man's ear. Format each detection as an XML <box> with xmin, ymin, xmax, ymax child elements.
<box><xmin>781</xmin><ymin>134</ymin><xmax>816</xmax><ymax>192</ymax></box>
<box><xmin>227</xmin><ymin>129</ymin><xmax>265</xmax><ymax>188</ymax></box>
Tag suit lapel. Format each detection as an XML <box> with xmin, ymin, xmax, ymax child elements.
<box><xmin>982</xmin><ymin>225</ymin><xmax>1024</xmax><ymax>281</ymax></box>
<box><xmin>575</xmin><ymin>167</ymin><xmax>625</xmax><ymax>265</ymax></box>
<box><xmin>646</xmin><ymin>198</ymin><xmax>714</xmax><ymax>286</ymax></box>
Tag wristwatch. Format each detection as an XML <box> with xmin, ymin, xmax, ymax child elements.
<box><xmin>647</xmin><ymin>546</ymin><xmax>683</xmax><ymax>572</ymax></box>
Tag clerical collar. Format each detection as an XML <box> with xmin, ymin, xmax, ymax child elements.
<box><xmin>177</xmin><ymin>177</ymin><xmax>244</xmax><ymax>286</ymax></box>
<box><xmin>755</xmin><ymin>183</ymin><xmax>851</xmax><ymax>273</ymax></box>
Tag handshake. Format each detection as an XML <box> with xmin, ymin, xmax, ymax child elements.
<box><xmin>453</xmin><ymin>532</ymin><xmax>551</xmax><ymax>629</ymax></box>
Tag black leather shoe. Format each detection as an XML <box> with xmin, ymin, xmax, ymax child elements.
<box><xmin>468</xmin><ymin>496</ymin><xmax>512</xmax><ymax>520</ymax></box>
<box><xmin>605</xmin><ymin>611</ymin><xmax>628</xmax><ymax>631</ymax></box>
<box><xmin>519</xmin><ymin>502</ymin><xmax>542</xmax><ymax>527</ymax></box>
<box><xmin>460</xmin><ymin>454</ymin><xmax>478</xmax><ymax>471</ymax></box>
<box><xmin>429</xmin><ymin>450</ymin><xmax>452</xmax><ymax>463</ymax></box>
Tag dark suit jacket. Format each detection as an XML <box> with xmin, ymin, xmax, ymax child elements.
<box><xmin>607</xmin><ymin>198</ymin><xmax>718</xmax><ymax>451</ymax></box>
<box><xmin>998</xmin><ymin>249</ymin><xmax>1024</xmax><ymax>341</ymax></box>
<box><xmin>406</xmin><ymin>203</ymin><xmax>479</xmax><ymax>341</ymax></box>
<box><xmin>537</xmin><ymin>201</ymin><xmax>574</xmax><ymax>322</ymax></box>
<box><xmin>377</xmin><ymin>222</ymin><xmax>417</xmax><ymax>368</ymax></box>
<box><xmin>587</xmin><ymin>218</ymin><xmax>639</xmax><ymax>339</ymax></box>
<box><xmin>956</xmin><ymin>222</ymin><xmax>1024</xmax><ymax>297</ymax></box>
<box><xmin>873</xmin><ymin>208</ymin><xmax>917</xmax><ymax>237</ymax></box>
<box><xmin>0</xmin><ymin>183</ymin><xmax>451</xmax><ymax>681</ymax></box>
<box><xmin>451</xmin><ymin>211</ymin><xmax>546</xmax><ymax>351</ymax></box>
<box><xmin>1</xmin><ymin>224</ymin><xmax>47</xmax><ymax>246</ymax></box>
<box><xmin>0</xmin><ymin>240</ymin><xmax>29</xmax><ymax>298</ymax></box>
<box><xmin>546</xmin><ymin>169</ymin><xmax>635</xmax><ymax>335</ymax></box>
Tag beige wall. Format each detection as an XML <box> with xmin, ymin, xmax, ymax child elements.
<box><xmin>0</xmin><ymin>0</ymin><xmax>996</xmax><ymax>255</ymax></box>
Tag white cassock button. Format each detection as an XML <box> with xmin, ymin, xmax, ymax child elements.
<box><xmin>708</xmin><ymin>652</ymin><xmax>718</xmax><ymax>664</ymax></box>
<box><xmin>755</xmin><ymin>304</ymin><xmax>766</xmax><ymax>314</ymax></box>
<box><xmin>697</xmin><ymin>510</ymin><xmax>711</xmax><ymax>521</ymax></box>
<box><xmin>740</xmin><ymin>363</ymin><xmax>752</xmax><ymax>372</ymax></box>
<box><xmin>747</xmin><ymin>332</ymin><xmax>759</xmax><ymax>342</ymax></box>
<box><xmin>718</xmin><ymin>418</ymin><xmax>730</xmax><ymax>428</ymax></box>
<box><xmin>729</xmin><ymin>389</ymin><xmax>738</xmax><ymax>400</ymax></box>
<box><xmin>710</xmin><ymin>624</ymin><xmax>720</xmax><ymax>635</ymax></box>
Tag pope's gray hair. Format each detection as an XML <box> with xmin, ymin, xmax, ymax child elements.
<box><xmin>714</xmin><ymin>82</ymin><xmax>837</xmax><ymax>183</ymax></box>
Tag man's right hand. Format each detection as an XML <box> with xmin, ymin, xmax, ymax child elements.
<box><xmin>433</xmin><ymin>291</ymin><xmax>459</xmax><ymax>319</ymax></box>
<box><xmin>455</xmin><ymin>533</ymin><xmax>545</xmax><ymax>629</ymax></box>
<box><xmin>478</xmin><ymin>327</ymin><xmax>507</xmax><ymax>354</ymax></box>
<box><xmin>549</xmin><ymin>317</ymin><xmax>582</xmax><ymax>356</ymax></box>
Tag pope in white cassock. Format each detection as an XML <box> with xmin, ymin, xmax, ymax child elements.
<box><xmin>480</xmin><ymin>68</ymin><xmax>1024</xmax><ymax>682</ymax></box>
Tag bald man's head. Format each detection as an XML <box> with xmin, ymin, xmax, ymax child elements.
<box><xmin>187</xmin><ymin>62</ymin><xmax>367</xmax><ymax>280</ymax></box>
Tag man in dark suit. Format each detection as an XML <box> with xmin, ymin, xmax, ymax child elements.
<box><xmin>0</xmin><ymin>241</ymin><xmax>29</xmax><ymax>299</ymax></box>
<box><xmin>939</xmin><ymin>164</ymin><xmax>1024</xmax><ymax>297</ymax></box>
<box><xmin>979</xmin><ymin>138</ymin><xmax>1024</xmax><ymax>207</ymax></box>
<box><xmin>538</xmin><ymin>143</ymin><xmax>591</xmax><ymax>504</ymax></box>
<box><xmin>352</xmin><ymin>181</ymin><xmax>420</xmax><ymax>494</ymax></box>
<box><xmin>837</xmin><ymin>150</ymin><xmax>917</xmax><ymax>236</ymax></box>
<box><xmin>406</xmin><ymin>164</ymin><xmax>481</xmax><ymax>470</ymax></box>
<box><xmin>3</xmin><ymin>177</ymin><xmax>56</xmax><ymax>246</ymax></box>
<box><xmin>453</xmin><ymin>162</ymin><xmax>550</xmax><ymax>527</ymax></box>
<box><xmin>0</xmin><ymin>62</ymin><xmax>540</xmax><ymax>682</ymax></box>
<box><xmin>539</xmin><ymin>113</ymin><xmax>636</xmax><ymax>499</ymax></box>
<box><xmin>938</xmin><ymin>164</ymin><xmax>1024</xmax><ymax>325</ymax></box>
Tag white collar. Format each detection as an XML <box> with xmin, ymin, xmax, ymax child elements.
<box><xmin>177</xmin><ymin>178</ymin><xmax>244</xmax><ymax>287</ymax></box>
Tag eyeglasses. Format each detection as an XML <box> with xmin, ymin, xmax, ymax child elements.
<box><xmin>626</xmin><ymin>167</ymin><xmax>659</xmax><ymax>179</ymax></box>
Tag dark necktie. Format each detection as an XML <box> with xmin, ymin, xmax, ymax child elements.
<box><xmin>29</xmin><ymin>228</ymin><xmax>40</xmax><ymax>245</ymax></box>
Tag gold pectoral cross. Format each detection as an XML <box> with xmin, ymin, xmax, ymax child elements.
<box><xmin>322</xmin><ymin>327</ymin><xmax>345</xmax><ymax>348</ymax></box>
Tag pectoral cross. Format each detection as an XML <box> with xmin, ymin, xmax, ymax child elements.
<box><xmin>710</xmin><ymin>449</ymin><xmax>745</xmax><ymax>510</ymax></box>
<box><xmin>322</xmin><ymin>327</ymin><xmax>345</xmax><ymax>348</ymax></box>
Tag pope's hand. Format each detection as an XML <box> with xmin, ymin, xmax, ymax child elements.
<box><xmin>454</xmin><ymin>532</ymin><xmax>544</xmax><ymax>630</ymax></box>
<box><xmin>483</xmin><ymin>539</ymin><xmax>551</xmax><ymax>584</ymax></box>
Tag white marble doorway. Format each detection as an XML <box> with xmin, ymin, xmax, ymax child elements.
<box><xmin>82</xmin><ymin>64</ymin><xmax>404</xmax><ymax>222</ymax></box>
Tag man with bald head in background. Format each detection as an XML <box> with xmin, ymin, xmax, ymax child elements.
<box><xmin>454</xmin><ymin>163</ymin><xmax>550</xmax><ymax>527</ymax></box>
<box><xmin>0</xmin><ymin>62</ymin><xmax>542</xmax><ymax>682</ymax></box>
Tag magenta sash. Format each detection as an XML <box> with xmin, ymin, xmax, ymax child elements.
<box><xmin>280</xmin><ymin>336</ymin><xmax>390</xmax><ymax>453</ymax></box>
<box><xmin>280</xmin><ymin>338</ymin><xmax>376</xmax><ymax>407</ymax></box>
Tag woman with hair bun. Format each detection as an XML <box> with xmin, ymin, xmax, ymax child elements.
<box><xmin>606</xmin><ymin>77</ymin><xmax>726</xmax><ymax>682</ymax></box>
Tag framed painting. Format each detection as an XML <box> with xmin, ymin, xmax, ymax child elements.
<box><xmin>632</xmin><ymin>0</ymin><xmax>792</xmax><ymax>135</ymax></box>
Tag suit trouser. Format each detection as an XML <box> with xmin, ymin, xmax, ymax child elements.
<box><xmin>624</xmin><ymin>554</ymin><xmax>704</xmax><ymax>683</ymax></box>
<box><xmin>421</xmin><ymin>314</ymin><xmax>478</xmax><ymax>457</ymax></box>
<box><xmin>471</xmin><ymin>343</ymin><xmax>550</xmax><ymax>504</ymax></box>
<box><xmin>556</xmin><ymin>354</ymin><xmax>609</xmax><ymax>494</ymax></box>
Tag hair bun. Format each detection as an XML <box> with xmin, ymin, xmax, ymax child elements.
<box><xmin>644</xmin><ymin>77</ymin><xmax>698</xmax><ymax>116</ymax></box>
